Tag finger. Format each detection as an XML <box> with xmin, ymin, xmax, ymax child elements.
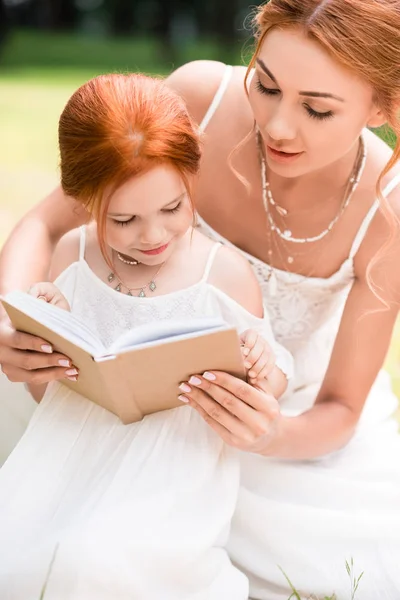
<box><xmin>2</xmin><ymin>365</ymin><xmax>78</xmax><ymax>385</ymax></box>
<box><xmin>0</xmin><ymin>347</ymin><xmax>75</xmax><ymax>371</ymax></box>
<box><xmin>0</xmin><ymin>323</ymin><xmax>54</xmax><ymax>354</ymax></box>
<box><xmin>240</xmin><ymin>329</ymin><xmax>257</xmax><ymax>358</ymax></box>
<box><xmin>193</xmin><ymin>371</ymin><xmax>279</xmax><ymax>414</ymax></box>
<box><xmin>248</xmin><ymin>354</ymin><xmax>268</xmax><ymax>379</ymax></box>
<box><xmin>184</xmin><ymin>376</ymin><xmax>272</xmax><ymax>437</ymax></box>
<box><xmin>255</xmin><ymin>362</ymin><xmax>273</xmax><ymax>381</ymax></box>
<box><xmin>182</xmin><ymin>384</ymin><xmax>255</xmax><ymax>440</ymax></box>
<box><xmin>179</xmin><ymin>394</ymin><xmax>236</xmax><ymax>444</ymax></box>
<box><xmin>245</xmin><ymin>338</ymin><xmax>265</xmax><ymax>375</ymax></box>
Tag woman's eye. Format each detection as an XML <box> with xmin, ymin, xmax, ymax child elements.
<box><xmin>114</xmin><ymin>217</ymin><xmax>135</xmax><ymax>227</ymax></box>
<box><xmin>255</xmin><ymin>80</ymin><xmax>280</xmax><ymax>96</ymax></box>
<box><xmin>164</xmin><ymin>202</ymin><xmax>182</xmax><ymax>215</ymax></box>
<box><xmin>305</xmin><ymin>105</ymin><xmax>334</xmax><ymax>121</ymax></box>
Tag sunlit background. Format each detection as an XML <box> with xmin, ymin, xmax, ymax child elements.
<box><xmin>0</xmin><ymin>0</ymin><xmax>399</xmax><ymax>400</ymax></box>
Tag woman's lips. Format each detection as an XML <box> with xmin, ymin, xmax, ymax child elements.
<box><xmin>266</xmin><ymin>145</ymin><xmax>304</xmax><ymax>163</ymax></box>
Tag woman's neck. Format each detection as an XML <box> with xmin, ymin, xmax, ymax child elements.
<box><xmin>267</xmin><ymin>138</ymin><xmax>362</xmax><ymax>212</ymax></box>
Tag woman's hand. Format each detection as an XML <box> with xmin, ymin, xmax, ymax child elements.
<box><xmin>178</xmin><ymin>370</ymin><xmax>281</xmax><ymax>454</ymax></box>
<box><xmin>0</xmin><ymin>283</ymin><xmax>77</xmax><ymax>385</ymax></box>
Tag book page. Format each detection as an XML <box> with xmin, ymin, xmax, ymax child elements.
<box><xmin>1</xmin><ymin>291</ymin><xmax>105</xmax><ymax>356</ymax></box>
<box><xmin>110</xmin><ymin>316</ymin><xmax>228</xmax><ymax>353</ymax></box>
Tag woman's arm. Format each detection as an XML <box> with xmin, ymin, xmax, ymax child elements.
<box><xmin>24</xmin><ymin>229</ymin><xmax>81</xmax><ymax>402</ymax></box>
<box><xmin>0</xmin><ymin>187</ymin><xmax>87</xmax><ymax>384</ymax></box>
<box><xmin>182</xmin><ymin>190</ymin><xmax>400</xmax><ymax>459</ymax></box>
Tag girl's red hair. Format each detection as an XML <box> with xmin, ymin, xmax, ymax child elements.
<box><xmin>58</xmin><ymin>73</ymin><xmax>201</xmax><ymax>262</ymax></box>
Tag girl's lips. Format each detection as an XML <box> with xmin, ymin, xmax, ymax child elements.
<box><xmin>266</xmin><ymin>145</ymin><xmax>304</xmax><ymax>163</ymax></box>
<box><xmin>138</xmin><ymin>243</ymin><xmax>169</xmax><ymax>256</ymax></box>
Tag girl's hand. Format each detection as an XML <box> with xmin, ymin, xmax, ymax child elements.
<box><xmin>28</xmin><ymin>282</ymin><xmax>71</xmax><ymax>312</ymax></box>
<box><xmin>240</xmin><ymin>328</ymin><xmax>276</xmax><ymax>385</ymax></box>
<box><xmin>0</xmin><ymin>284</ymin><xmax>77</xmax><ymax>385</ymax></box>
<box><xmin>178</xmin><ymin>371</ymin><xmax>281</xmax><ymax>454</ymax></box>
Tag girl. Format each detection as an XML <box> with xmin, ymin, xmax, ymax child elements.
<box><xmin>0</xmin><ymin>73</ymin><xmax>292</xmax><ymax>599</ymax></box>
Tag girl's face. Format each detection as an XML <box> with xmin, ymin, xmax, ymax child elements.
<box><xmin>105</xmin><ymin>164</ymin><xmax>193</xmax><ymax>265</ymax></box>
<box><xmin>248</xmin><ymin>27</ymin><xmax>385</xmax><ymax>178</ymax></box>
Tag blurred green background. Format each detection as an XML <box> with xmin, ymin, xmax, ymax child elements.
<box><xmin>0</xmin><ymin>0</ymin><xmax>398</xmax><ymax>402</ymax></box>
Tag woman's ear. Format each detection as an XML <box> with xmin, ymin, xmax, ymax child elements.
<box><xmin>367</xmin><ymin>104</ymin><xmax>387</xmax><ymax>128</ymax></box>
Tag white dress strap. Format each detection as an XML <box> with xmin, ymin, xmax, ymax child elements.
<box><xmin>199</xmin><ymin>65</ymin><xmax>233</xmax><ymax>132</ymax></box>
<box><xmin>201</xmin><ymin>243</ymin><xmax>222</xmax><ymax>282</ymax></box>
<box><xmin>349</xmin><ymin>172</ymin><xmax>400</xmax><ymax>259</ymax></box>
<box><xmin>79</xmin><ymin>225</ymin><xmax>87</xmax><ymax>261</ymax></box>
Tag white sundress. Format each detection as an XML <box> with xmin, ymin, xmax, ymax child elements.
<box><xmin>0</xmin><ymin>227</ymin><xmax>292</xmax><ymax>600</ymax></box>
<box><xmin>197</xmin><ymin>65</ymin><xmax>400</xmax><ymax>600</ymax></box>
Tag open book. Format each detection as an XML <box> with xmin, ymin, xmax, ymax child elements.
<box><xmin>1</xmin><ymin>291</ymin><xmax>245</xmax><ymax>424</ymax></box>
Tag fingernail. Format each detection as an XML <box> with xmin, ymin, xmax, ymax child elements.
<box><xmin>179</xmin><ymin>383</ymin><xmax>191</xmax><ymax>393</ymax></box>
<box><xmin>203</xmin><ymin>372</ymin><xmax>216</xmax><ymax>381</ymax></box>
<box><xmin>67</xmin><ymin>376</ymin><xmax>78</xmax><ymax>382</ymax></box>
<box><xmin>244</xmin><ymin>362</ymin><xmax>252</xmax><ymax>369</ymax></box>
<box><xmin>188</xmin><ymin>376</ymin><xmax>202</xmax><ymax>386</ymax></box>
<box><xmin>41</xmin><ymin>345</ymin><xmax>53</xmax><ymax>353</ymax></box>
<box><xmin>178</xmin><ymin>395</ymin><xmax>189</xmax><ymax>403</ymax></box>
<box><xmin>65</xmin><ymin>368</ymin><xmax>78</xmax><ymax>377</ymax></box>
<box><xmin>242</xmin><ymin>348</ymin><xmax>250</xmax><ymax>356</ymax></box>
<box><xmin>58</xmin><ymin>359</ymin><xmax>70</xmax><ymax>367</ymax></box>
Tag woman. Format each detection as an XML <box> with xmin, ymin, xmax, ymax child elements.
<box><xmin>1</xmin><ymin>0</ymin><xmax>400</xmax><ymax>598</ymax></box>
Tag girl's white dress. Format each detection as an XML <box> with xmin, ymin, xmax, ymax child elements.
<box><xmin>0</xmin><ymin>228</ymin><xmax>293</xmax><ymax>600</ymax></box>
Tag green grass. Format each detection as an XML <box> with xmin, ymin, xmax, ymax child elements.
<box><xmin>0</xmin><ymin>29</ymin><xmax>399</xmax><ymax>395</ymax></box>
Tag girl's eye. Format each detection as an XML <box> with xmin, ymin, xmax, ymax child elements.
<box><xmin>114</xmin><ymin>217</ymin><xmax>135</xmax><ymax>227</ymax></box>
<box><xmin>304</xmin><ymin>105</ymin><xmax>334</xmax><ymax>121</ymax></box>
<box><xmin>164</xmin><ymin>202</ymin><xmax>181</xmax><ymax>214</ymax></box>
<box><xmin>256</xmin><ymin>80</ymin><xmax>280</xmax><ymax>96</ymax></box>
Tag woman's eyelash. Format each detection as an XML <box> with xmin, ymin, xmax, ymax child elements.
<box><xmin>256</xmin><ymin>80</ymin><xmax>280</xmax><ymax>96</ymax></box>
<box><xmin>255</xmin><ymin>79</ymin><xmax>334</xmax><ymax>121</ymax></box>
<box><xmin>305</xmin><ymin>106</ymin><xmax>334</xmax><ymax>121</ymax></box>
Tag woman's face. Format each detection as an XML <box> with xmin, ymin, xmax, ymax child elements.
<box><xmin>248</xmin><ymin>27</ymin><xmax>384</xmax><ymax>178</ymax></box>
<box><xmin>105</xmin><ymin>164</ymin><xmax>193</xmax><ymax>266</ymax></box>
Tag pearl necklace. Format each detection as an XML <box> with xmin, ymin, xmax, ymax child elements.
<box><xmin>258</xmin><ymin>131</ymin><xmax>367</xmax><ymax>245</ymax></box>
<box><xmin>116</xmin><ymin>251</ymin><xmax>139</xmax><ymax>266</ymax></box>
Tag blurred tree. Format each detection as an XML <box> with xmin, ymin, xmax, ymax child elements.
<box><xmin>50</xmin><ymin>0</ymin><xmax>80</xmax><ymax>30</ymax></box>
<box><xmin>0</xmin><ymin>0</ymin><xmax>9</xmax><ymax>55</ymax></box>
<box><xmin>107</xmin><ymin>0</ymin><xmax>135</xmax><ymax>35</ymax></box>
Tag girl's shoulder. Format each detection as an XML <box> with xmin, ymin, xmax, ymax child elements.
<box><xmin>193</xmin><ymin>230</ymin><xmax>263</xmax><ymax>318</ymax></box>
<box><xmin>49</xmin><ymin>226</ymin><xmax>84</xmax><ymax>281</ymax></box>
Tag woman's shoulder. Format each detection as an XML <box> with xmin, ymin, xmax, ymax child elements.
<box><xmin>363</xmin><ymin>128</ymin><xmax>400</xmax><ymax>197</ymax></box>
<box><xmin>166</xmin><ymin>60</ymin><xmax>249</xmax><ymax>127</ymax></box>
